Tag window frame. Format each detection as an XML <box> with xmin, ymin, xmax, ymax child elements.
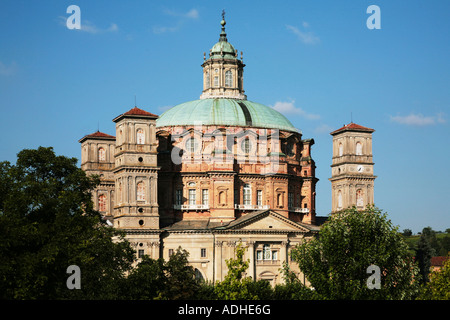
<box><xmin>136</xmin><ymin>181</ymin><xmax>145</xmax><ymax>202</ymax></box>
<box><xmin>188</xmin><ymin>189</ymin><xmax>196</xmax><ymax>205</ymax></box>
<box><xmin>136</xmin><ymin>129</ymin><xmax>145</xmax><ymax>145</ymax></box>
<box><xmin>243</xmin><ymin>183</ymin><xmax>251</xmax><ymax>205</ymax></box>
<box><xmin>225</xmin><ymin>70</ymin><xmax>232</xmax><ymax>87</ymax></box>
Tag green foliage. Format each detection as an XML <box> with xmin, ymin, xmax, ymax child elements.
<box><xmin>214</xmin><ymin>242</ymin><xmax>259</xmax><ymax>300</ymax></box>
<box><xmin>290</xmin><ymin>206</ymin><xmax>419</xmax><ymax>300</ymax></box>
<box><xmin>403</xmin><ymin>227</ymin><xmax>450</xmax><ymax>256</ymax></box>
<box><xmin>212</xmin><ymin>242</ymin><xmax>276</xmax><ymax>300</ymax></box>
<box><xmin>122</xmin><ymin>247</ymin><xmax>201</xmax><ymax>300</ymax></box>
<box><xmin>0</xmin><ymin>147</ymin><xmax>135</xmax><ymax>299</ymax></box>
<box><xmin>415</xmin><ymin>234</ymin><xmax>434</xmax><ymax>283</ymax></box>
<box><xmin>161</xmin><ymin>247</ymin><xmax>201</xmax><ymax>299</ymax></box>
<box><xmin>272</xmin><ymin>262</ymin><xmax>319</xmax><ymax>300</ymax></box>
<box><xmin>122</xmin><ymin>256</ymin><xmax>166</xmax><ymax>300</ymax></box>
<box><xmin>402</xmin><ymin>229</ymin><xmax>413</xmax><ymax>237</ymax></box>
<box><xmin>417</xmin><ymin>257</ymin><xmax>450</xmax><ymax>300</ymax></box>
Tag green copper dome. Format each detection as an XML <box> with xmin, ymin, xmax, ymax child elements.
<box><xmin>156</xmin><ymin>99</ymin><xmax>299</xmax><ymax>133</ymax></box>
<box><xmin>209</xmin><ymin>41</ymin><xmax>237</xmax><ymax>60</ymax></box>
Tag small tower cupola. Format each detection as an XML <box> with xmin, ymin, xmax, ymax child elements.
<box><xmin>200</xmin><ymin>11</ymin><xmax>246</xmax><ymax>100</ymax></box>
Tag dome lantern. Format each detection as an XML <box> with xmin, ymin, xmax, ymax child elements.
<box><xmin>200</xmin><ymin>12</ymin><xmax>246</xmax><ymax>100</ymax></box>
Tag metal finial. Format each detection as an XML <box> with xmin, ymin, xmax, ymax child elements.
<box><xmin>222</xmin><ymin>9</ymin><xmax>225</xmax><ymax>21</ymax></box>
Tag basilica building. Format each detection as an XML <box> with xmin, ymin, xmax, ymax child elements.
<box><xmin>79</xmin><ymin>17</ymin><xmax>321</xmax><ymax>285</ymax></box>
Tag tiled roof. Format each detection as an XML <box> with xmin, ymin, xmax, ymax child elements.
<box><xmin>113</xmin><ymin>106</ymin><xmax>159</xmax><ymax>123</ymax></box>
<box><xmin>330</xmin><ymin>122</ymin><xmax>375</xmax><ymax>135</ymax></box>
<box><xmin>78</xmin><ymin>131</ymin><xmax>116</xmax><ymax>143</ymax></box>
<box><xmin>123</xmin><ymin>107</ymin><xmax>159</xmax><ymax>118</ymax></box>
<box><xmin>431</xmin><ymin>256</ymin><xmax>449</xmax><ymax>267</ymax></box>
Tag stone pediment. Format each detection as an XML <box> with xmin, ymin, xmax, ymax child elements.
<box><xmin>218</xmin><ymin>210</ymin><xmax>318</xmax><ymax>233</ymax></box>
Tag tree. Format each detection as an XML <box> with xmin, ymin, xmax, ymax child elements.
<box><xmin>214</xmin><ymin>242</ymin><xmax>268</xmax><ymax>300</ymax></box>
<box><xmin>415</xmin><ymin>234</ymin><xmax>434</xmax><ymax>284</ymax></box>
<box><xmin>121</xmin><ymin>256</ymin><xmax>166</xmax><ymax>300</ymax></box>
<box><xmin>121</xmin><ymin>247</ymin><xmax>203</xmax><ymax>300</ymax></box>
<box><xmin>161</xmin><ymin>247</ymin><xmax>201</xmax><ymax>300</ymax></box>
<box><xmin>421</xmin><ymin>227</ymin><xmax>441</xmax><ymax>254</ymax></box>
<box><xmin>402</xmin><ymin>229</ymin><xmax>413</xmax><ymax>237</ymax></box>
<box><xmin>290</xmin><ymin>206</ymin><xmax>419</xmax><ymax>300</ymax></box>
<box><xmin>272</xmin><ymin>262</ymin><xmax>319</xmax><ymax>300</ymax></box>
<box><xmin>417</xmin><ymin>257</ymin><xmax>450</xmax><ymax>300</ymax></box>
<box><xmin>0</xmin><ymin>147</ymin><xmax>135</xmax><ymax>299</ymax></box>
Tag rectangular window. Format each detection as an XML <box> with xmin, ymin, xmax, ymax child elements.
<box><xmin>214</xmin><ymin>76</ymin><xmax>219</xmax><ymax>87</ymax></box>
<box><xmin>138</xmin><ymin>249</ymin><xmax>145</xmax><ymax>258</ymax></box>
<box><xmin>288</xmin><ymin>192</ymin><xmax>294</xmax><ymax>208</ymax></box>
<box><xmin>256</xmin><ymin>250</ymin><xmax>262</xmax><ymax>260</ymax></box>
<box><xmin>202</xmin><ymin>189</ymin><xmax>209</xmax><ymax>205</ymax></box>
<box><xmin>189</xmin><ymin>189</ymin><xmax>196</xmax><ymax>205</ymax></box>
<box><xmin>272</xmin><ymin>250</ymin><xmax>278</xmax><ymax>261</ymax></box>
<box><xmin>257</xmin><ymin>190</ymin><xmax>263</xmax><ymax>206</ymax></box>
<box><xmin>175</xmin><ymin>189</ymin><xmax>182</xmax><ymax>205</ymax></box>
<box><xmin>168</xmin><ymin>249</ymin><xmax>174</xmax><ymax>257</ymax></box>
<box><xmin>201</xmin><ymin>248</ymin><xmax>206</xmax><ymax>258</ymax></box>
<box><xmin>243</xmin><ymin>184</ymin><xmax>251</xmax><ymax>205</ymax></box>
<box><xmin>263</xmin><ymin>244</ymin><xmax>271</xmax><ymax>260</ymax></box>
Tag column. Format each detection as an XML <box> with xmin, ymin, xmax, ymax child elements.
<box><xmin>248</xmin><ymin>241</ymin><xmax>255</xmax><ymax>280</ymax></box>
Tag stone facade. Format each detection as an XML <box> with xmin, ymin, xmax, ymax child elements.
<box><xmin>329</xmin><ymin>123</ymin><xmax>376</xmax><ymax>212</ymax></box>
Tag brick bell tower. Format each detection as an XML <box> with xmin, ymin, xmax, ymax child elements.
<box><xmin>112</xmin><ymin>107</ymin><xmax>160</xmax><ymax>229</ymax></box>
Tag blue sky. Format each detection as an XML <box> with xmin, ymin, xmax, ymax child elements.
<box><xmin>1</xmin><ymin>0</ymin><xmax>449</xmax><ymax>233</ymax></box>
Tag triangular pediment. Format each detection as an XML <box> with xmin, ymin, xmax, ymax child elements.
<box><xmin>220</xmin><ymin>210</ymin><xmax>316</xmax><ymax>233</ymax></box>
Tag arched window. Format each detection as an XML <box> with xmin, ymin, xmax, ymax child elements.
<box><xmin>205</xmin><ymin>71</ymin><xmax>210</xmax><ymax>88</ymax></box>
<box><xmin>242</xmin><ymin>138</ymin><xmax>251</xmax><ymax>154</ymax></box>
<box><xmin>286</xmin><ymin>141</ymin><xmax>294</xmax><ymax>157</ymax></box>
<box><xmin>337</xmin><ymin>190</ymin><xmax>342</xmax><ymax>209</ymax></box>
<box><xmin>338</xmin><ymin>143</ymin><xmax>343</xmax><ymax>157</ymax></box>
<box><xmin>243</xmin><ymin>183</ymin><xmax>251</xmax><ymax>205</ymax></box>
<box><xmin>186</xmin><ymin>137</ymin><xmax>198</xmax><ymax>154</ymax></box>
<box><xmin>277</xmin><ymin>193</ymin><xmax>283</xmax><ymax>207</ymax></box>
<box><xmin>98</xmin><ymin>194</ymin><xmax>107</xmax><ymax>212</ymax></box>
<box><xmin>356</xmin><ymin>189</ymin><xmax>364</xmax><ymax>207</ymax></box>
<box><xmin>225</xmin><ymin>70</ymin><xmax>232</xmax><ymax>87</ymax></box>
<box><xmin>98</xmin><ymin>147</ymin><xmax>106</xmax><ymax>161</ymax></box>
<box><xmin>137</xmin><ymin>129</ymin><xmax>145</xmax><ymax>145</ymax></box>
<box><xmin>219</xmin><ymin>191</ymin><xmax>226</xmax><ymax>205</ymax></box>
<box><xmin>137</xmin><ymin>182</ymin><xmax>145</xmax><ymax>202</ymax></box>
<box><xmin>194</xmin><ymin>268</ymin><xmax>204</xmax><ymax>281</ymax></box>
<box><xmin>356</xmin><ymin>142</ymin><xmax>362</xmax><ymax>155</ymax></box>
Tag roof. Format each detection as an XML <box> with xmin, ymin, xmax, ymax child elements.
<box><xmin>123</xmin><ymin>107</ymin><xmax>159</xmax><ymax>117</ymax></box>
<box><xmin>431</xmin><ymin>256</ymin><xmax>449</xmax><ymax>267</ymax></box>
<box><xmin>330</xmin><ymin>122</ymin><xmax>375</xmax><ymax>135</ymax></box>
<box><xmin>156</xmin><ymin>98</ymin><xmax>299</xmax><ymax>133</ymax></box>
<box><xmin>78</xmin><ymin>130</ymin><xmax>116</xmax><ymax>143</ymax></box>
<box><xmin>162</xmin><ymin>210</ymin><xmax>319</xmax><ymax>233</ymax></box>
<box><xmin>112</xmin><ymin>106</ymin><xmax>158</xmax><ymax>123</ymax></box>
<box><xmin>207</xmin><ymin>17</ymin><xmax>238</xmax><ymax>60</ymax></box>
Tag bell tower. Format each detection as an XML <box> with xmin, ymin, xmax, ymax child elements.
<box><xmin>329</xmin><ymin>123</ymin><xmax>376</xmax><ymax>212</ymax></box>
<box><xmin>112</xmin><ymin>107</ymin><xmax>160</xmax><ymax>229</ymax></box>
